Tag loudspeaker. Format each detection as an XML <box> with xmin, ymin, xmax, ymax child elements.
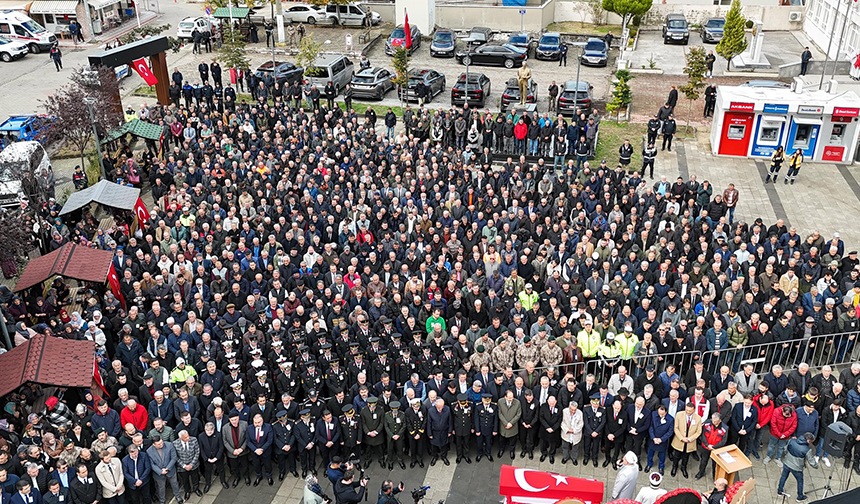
<box><xmin>824</xmin><ymin>421</ymin><xmax>853</xmax><ymax>457</ymax></box>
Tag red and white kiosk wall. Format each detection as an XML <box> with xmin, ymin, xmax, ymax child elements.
<box><xmin>710</xmin><ymin>85</ymin><xmax>860</xmax><ymax>164</ymax></box>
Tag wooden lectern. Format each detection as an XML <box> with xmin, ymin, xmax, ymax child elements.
<box><xmin>710</xmin><ymin>444</ymin><xmax>753</xmax><ymax>485</ymax></box>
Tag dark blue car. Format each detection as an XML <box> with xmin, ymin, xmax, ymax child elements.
<box><xmin>581</xmin><ymin>38</ymin><xmax>607</xmax><ymax>67</ymax></box>
<box><xmin>535</xmin><ymin>32</ymin><xmax>562</xmax><ymax>60</ymax></box>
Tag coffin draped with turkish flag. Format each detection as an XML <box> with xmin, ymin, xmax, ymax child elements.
<box><xmin>499</xmin><ymin>465</ymin><xmax>605</xmax><ymax>504</ymax></box>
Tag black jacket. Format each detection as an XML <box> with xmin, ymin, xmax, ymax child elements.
<box><xmin>334</xmin><ymin>480</ymin><xmax>365</xmax><ymax>504</ymax></box>
<box><xmin>71</xmin><ymin>476</ymin><xmax>102</xmax><ymax>504</ymax></box>
<box><xmin>198</xmin><ymin>431</ymin><xmax>224</xmax><ymax>460</ymax></box>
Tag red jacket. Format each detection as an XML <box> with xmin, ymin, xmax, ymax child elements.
<box><xmin>514</xmin><ymin>122</ymin><xmax>528</xmax><ymax>140</ymax></box>
<box><xmin>120</xmin><ymin>405</ymin><xmax>149</xmax><ymax>432</ymax></box>
<box><xmin>753</xmin><ymin>395</ymin><xmax>774</xmax><ymax>428</ymax></box>
<box><xmin>699</xmin><ymin>422</ymin><xmax>727</xmax><ymax>449</ymax></box>
<box><xmin>769</xmin><ymin>408</ymin><xmax>797</xmax><ymax>439</ymax></box>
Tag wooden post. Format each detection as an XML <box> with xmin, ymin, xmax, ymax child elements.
<box><xmin>149</xmin><ymin>51</ymin><xmax>170</xmax><ymax>105</ymax></box>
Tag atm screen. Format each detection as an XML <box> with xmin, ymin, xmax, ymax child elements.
<box><xmin>727</xmin><ymin>124</ymin><xmax>746</xmax><ymax>140</ymax></box>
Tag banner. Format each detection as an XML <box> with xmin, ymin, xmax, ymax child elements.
<box><xmin>132</xmin><ymin>57</ymin><xmax>158</xmax><ymax>86</ymax></box>
<box><xmin>134</xmin><ymin>197</ymin><xmax>151</xmax><ymax>226</ymax></box>
<box><xmin>107</xmin><ymin>263</ymin><xmax>126</xmax><ymax>309</ymax></box>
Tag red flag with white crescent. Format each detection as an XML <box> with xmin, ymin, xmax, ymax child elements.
<box><xmin>93</xmin><ymin>356</ymin><xmax>109</xmax><ymax>397</ymax></box>
<box><xmin>134</xmin><ymin>197</ymin><xmax>151</xmax><ymax>226</ymax></box>
<box><xmin>107</xmin><ymin>263</ymin><xmax>126</xmax><ymax>309</ymax></box>
<box><xmin>404</xmin><ymin>10</ymin><xmax>412</xmax><ymax>49</ymax></box>
<box><xmin>131</xmin><ymin>57</ymin><xmax>158</xmax><ymax>86</ymax></box>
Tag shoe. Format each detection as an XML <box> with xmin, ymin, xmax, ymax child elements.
<box><xmin>410</xmin><ymin>461</ymin><xmax>416</xmax><ymax>468</ymax></box>
<box><xmin>379</xmin><ymin>459</ymin><xmax>385</xmax><ymax>469</ymax></box>
<box><xmin>695</xmin><ymin>473</ymin><xmax>704</xmax><ymax>480</ymax></box>
<box><xmin>203</xmin><ymin>484</ymin><xmax>211</xmax><ymax>493</ymax></box>
<box><xmin>604</xmin><ymin>459</ymin><xmax>612</xmax><ymax>468</ymax></box>
<box><xmin>593</xmin><ymin>460</ymin><xmax>598</xmax><ymax>468</ymax></box>
<box><xmin>388</xmin><ymin>463</ymin><xmax>393</xmax><ymax>470</ymax></box>
<box><xmin>778</xmin><ymin>492</ymin><xmax>790</xmax><ymax>498</ymax></box>
<box><xmin>222</xmin><ymin>482</ymin><xmax>229</xmax><ymax>490</ymax></box>
<box><xmin>442</xmin><ymin>457</ymin><xmax>450</xmax><ymax>466</ymax></box>
<box><xmin>399</xmin><ymin>462</ymin><xmax>406</xmax><ymax>469</ymax></box>
<box><xmin>418</xmin><ymin>460</ymin><xmax>425</xmax><ymax>468</ymax></box>
<box><xmin>752</xmin><ymin>451</ymin><xmax>760</xmax><ymax>460</ymax></box>
<box><xmin>540</xmin><ymin>454</ymin><xmax>547</xmax><ymax>462</ymax></box>
<box><xmin>791</xmin><ymin>179</ymin><xmax>795</xmax><ymax>185</ymax></box>
<box><xmin>785</xmin><ymin>178</ymin><xmax>788</xmax><ymax>184</ymax></box>
<box><xmin>638</xmin><ymin>463</ymin><xmax>643</xmax><ymax>471</ymax></box>
<box><xmin>549</xmin><ymin>456</ymin><xmax>555</xmax><ymax>464</ymax></box>
<box><xmin>528</xmin><ymin>452</ymin><xmax>534</xmax><ymax>460</ymax></box>
<box><xmin>822</xmin><ymin>456</ymin><xmax>831</xmax><ymax>468</ymax></box>
<box><xmin>245</xmin><ymin>477</ymin><xmax>251</xmax><ymax>486</ymax></box>
<box><xmin>253</xmin><ymin>477</ymin><xmax>262</xmax><ymax>487</ymax></box>
<box><xmin>464</xmin><ymin>457</ymin><xmax>471</xmax><ymax>464</ymax></box>
<box><xmin>763</xmin><ymin>457</ymin><xmax>771</xmax><ymax>465</ymax></box>
<box><xmin>195</xmin><ymin>489</ymin><xmax>203</xmax><ymax>497</ymax></box>
<box><xmin>644</xmin><ymin>465</ymin><xmax>652</xmax><ymax>472</ymax></box>
<box><xmin>278</xmin><ymin>473</ymin><xmax>285</xmax><ymax>481</ymax></box>
<box><xmin>292</xmin><ymin>471</ymin><xmax>299</xmax><ymax>478</ymax></box>
<box><xmin>498</xmin><ymin>450</ymin><xmax>505</xmax><ymax>458</ymax></box>
<box><xmin>267</xmin><ymin>478</ymin><xmax>273</xmax><ymax>486</ymax></box>
<box><xmin>456</xmin><ymin>457</ymin><xmax>461</xmax><ymax>463</ymax></box>
<box><xmin>765</xmin><ymin>175</ymin><xmax>771</xmax><ymax>183</ymax></box>
<box><xmin>854</xmin><ymin>464</ymin><xmax>860</xmax><ymax>476</ymax></box>
<box><xmin>176</xmin><ymin>499</ymin><xmax>184</xmax><ymax>504</ymax></box>
<box><xmin>797</xmin><ymin>497</ymin><xmax>808</xmax><ymax>502</ymax></box>
<box><xmin>775</xmin><ymin>460</ymin><xmax>784</xmax><ymax>468</ymax></box>
<box><xmin>521</xmin><ymin>450</ymin><xmax>527</xmax><ymax>457</ymax></box>
<box><xmin>477</xmin><ymin>455</ymin><xmax>483</xmax><ymax>463</ymax></box>
<box><xmin>681</xmin><ymin>468</ymin><xmax>689</xmax><ymax>479</ymax></box>
<box><xmin>184</xmin><ymin>492</ymin><xmax>191</xmax><ymax>500</ymax></box>
<box><xmin>232</xmin><ymin>478</ymin><xmax>240</xmax><ymax>488</ymax></box>
<box><xmin>671</xmin><ymin>466</ymin><xmax>678</xmax><ymax>477</ymax></box>
<box><xmin>510</xmin><ymin>451</ymin><xmax>516</xmax><ymax>460</ymax></box>
<box><xmin>488</xmin><ymin>455</ymin><xmax>494</xmax><ymax>462</ymax></box>
<box><xmin>430</xmin><ymin>457</ymin><xmax>438</xmax><ymax>466</ymax></box>
<box><xmin>562</xmin><ymin>457</ymin><xmax>570</xmax><ymax>464</ymax></box>
<box><xmin>572</xmin><ymin>459</ymin><xmax>578</xmax><ymax>466</ymax></box>
<box><xmin>659</xmin><ymin>468</ymin><xmax>664</xmax><ymax>475</ymax></box>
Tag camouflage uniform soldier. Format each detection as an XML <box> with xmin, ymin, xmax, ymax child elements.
<box><xmin>473</xmin><ymin>333</ymin><xmax>495</xmax><ymax>355</ymax></box>
<box><xmin>516</xmin><ymin>336</ymin><xmax>541</xmax><ymax>368</ymax></box>
<box><xmin>287</xmin><ymin>24</ymin><xmax>296</xmax><ymax>46</ymax></box>
<box><xmin>470</xmin><ymin>345</ymin><xmax>492</xmax><ymax>371</ymax></box>
<box><xmin>540</xmin><ymin>339</ymin><xmax>564</xmax><ymax>368</ymax></box>
<box><xmin>491</xmin><ymin>338</ymin><xmax>515</xmax><ymax>372</ymax></box>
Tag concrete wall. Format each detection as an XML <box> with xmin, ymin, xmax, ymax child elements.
<box><xmin>434</xmin><ymin>0</ymin><xmax>555</xmax><ymax>31</ymax></box>
<box><xmin>553</xmin><ymin>0</ymin><xmax>623</xmax><ymax>25</ymax></box>
<box><xmin>778</xmin><ymin>59</ymin><xmax>851</xmax><ymax>77</ymax></box>
<box><xmin>364</xmin><ymin>2</ymin><xmax>396</xmax><ymax>22</ymax></box>
<box><xmin>639</xmin><ymin>4</ymin><xmax>799</xmax><ymax>30</ymax></box>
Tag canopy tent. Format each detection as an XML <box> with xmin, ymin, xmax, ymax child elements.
<box><xmin>101</xmin><ymin>119</ymin><xmax>163</xmax><ymax>145</ymax></box>
<box><xmin>59</xmin><ymin>179</ymin><xmax>140</xmax><ymax>216</ymax></box>
<box><xmin>14</xmin><ymin>243</ymin><xmax>113</xmax><ymax>292</ymax></box>
<box><xmin>0</xmin><ymin>333</ymin><xmax>95</xmax><ymax>397</ymax></box>
<box><xmin>213</xmin><ymin>6</ymin><xmax>249</xmax><ymax>18</ymax></box>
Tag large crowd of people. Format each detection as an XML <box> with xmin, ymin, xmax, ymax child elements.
<box><xmin>2</xmin><ymin>85</ymin><xmax>860</xmax><ymax>504</ymax></box>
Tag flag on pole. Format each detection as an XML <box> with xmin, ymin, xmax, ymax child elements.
<box><xmin>134</xmin><ymin>197</ymin><xmax>151</xmax><ymax>226</ymax></box>
<box><xmin>404</xmin><ymin>9</ymin><xmax>412</xmax><ymax>49</ymax></box>
<box><xmin>107</xmin><ymin>263</ymin><xmax>126</xmax><ymax>309</ymax></box>
<box><xmin>131</xmin><ymin>57</ymin><xmax>158</xmax><ymax>86</ymax></box>
<box><xmin>93</xmin><ymin>356</ymin><xmax>109</xmax><ymax>397</ymax></box>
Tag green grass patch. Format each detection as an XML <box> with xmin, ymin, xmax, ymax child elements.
<box><xmin>595</xmin><ymin>120</ymin><xmax>695</xmax><ymax>172</ymax></box>
<box><xmin>545</xmin><ymin>22</ymin><xmax>632</xmax><ymax>38</ymax></box>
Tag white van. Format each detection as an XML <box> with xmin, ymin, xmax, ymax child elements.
<box><xmin>176</xmin><ymin>16</ymin><xmax>218</xmax><ymax>40</ymax></box>
<box><xmin>0</xmin><ymin>11</ymin><xmax>56</xmax><ymax>55</ymax></box>
<box><xmin>323</xmin><ymin>3</ymin><xmax>381</xmax><ymax>26</ymax></box>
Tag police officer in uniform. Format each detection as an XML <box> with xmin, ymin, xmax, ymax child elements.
<box><xmin>294</xmin><ymin>409</ymin><xmax>316</xmax><ymax>478</ymax></box>
<box><xmin>273</xmin><ymin>410</ymin><xmax>298</xmax><ymax>480</ymax></box>
<box><xmin>360</xmin><ymin>397</ymin><xmax>385</xmax><ymax>468</ymax></box>
<box><xmin>583</xmin><ymin>393</ymin><xmax>607</xmax><ymax>467</ymax></box>
<box><xmin>301</xmin><ymin>360</ymin><xmax>324</xmax><ymax>397</ymax></box>
<box><xmin>339</xmin><ymin>405</ymin><xmax>361</xmax><ymax>461</ymax></box>
<box><xmin>276</xmin><ymin>362</ymin><xmax>301</xmax><ymax>400</ymax></box>
<box><xmin>383</xmin><ymin>401</ymin><xmax>406</xmax><ymax>470</ymax></box>
<box><xmin>324</xmin><ymin>359</ymin><xmax>347</xmax><ymax>397</ymax></box>
<box><xmin>475</xmin><ymin>393</ymin><xmax>498</xmax><ymax>462</ymax></box>
<box><xmin>452</xmin><ymin>393</ymin><xmax>473</xmax><ymax>464</ymax></box>
<box><xmin>405</xmin><ymin>399</ymin><xmax>426</xmax><ymax>468</ymax></box>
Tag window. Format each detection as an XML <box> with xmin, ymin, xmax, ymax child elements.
<box><xmin>14</xmin><ymin>25</ymin><xmax>27</xmax><ymax>36</ymax></box>
<box><xmin>0</xmin><ymin>24</ymin><xmax>8</xmax><ymax>34</ymax></box>
<box><xmin>332</xmin><ymin>59</ymin><xmax>345</xmax><ymax>74</ymax></box>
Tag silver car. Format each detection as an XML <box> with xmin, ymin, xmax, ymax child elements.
<box><xmin>349</xmin><ymin>67</ymin><xmax>395</xmax><ymax>100</ymax></box>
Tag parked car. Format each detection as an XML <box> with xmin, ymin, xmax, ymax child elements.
<box><xmin>451</xmin><ymin>72</ymin><xmax>491</xmax><ymax>108</ymax></box>
<box><xmin>0</xmin><ymin>36</ymin><xmax>27</xmax><ymax>62</ymax></box>
<box><xmin>500</xmin><ymin>77</ymin><xmax>537</xmax><ymax>112</ymax></box>
<box><xmin>323</xmin><ymin>2</ymin><xmax>381</xmax><ymax>26</ymax></box>
<box><xmin>0</xmin><ymin>114</ymin><xmax>54</xmax><ymax>148</ymax></box>
<box><xmin>283</xmin><ymin>3</ymin><xmax>326</xmax><ymax>24</ymax></box>
<box><xmin>463</xmin><ymin>26</ymin><xmax>493</xmax><ymax>48</ymax></box>
<box><xmin>507</xmin><ymin>32</ymin><xmax>535</xmax><ymax>56</ymax></box>
<box><xmin>305</xmin><ymin>54</ymin><xmax>354</xmax><ymax>92</ymax></box>
<box><xmin>535</xmin><ymin>32</ymin><xmax>562</xmax><ymax>60</ymax></box>
<box><xmin>662</xmin><ymin>14</ymin><xmax>689</xmax><ymax>44</ymax></box>
<box><xmin>700</xmin><ymin>17</ymin><xmax>725</xmax><ymax>43</ymax></box>
<box><xmin>398</xmin><ymin>69</ymin><xmax>445</xmax><ymax>102</ymax></box>
<box><xmin>385</xmin><ymin>24</ymin><xmax>421</xmax><ymax>55</ymax></box>
<box><xmin>557</xmin><ymin>80</ymin><xmax>593</xmax><ymax>116</ymax></box>
<box><xmin>255</xmin><ymin>61</ymin><xmax>304</xmax><ymax>86</ymax></box>
<box><xmin>176</xmin><ymin>16</ymin><xmax>216</xmax><ymax>40</ymax></box>
<box><xmin>581</xmin><ymin>38</ymin><xmax>608</xmax><ymax>66</ymax></box>
<box><xmin>430</xmin><ymin>29</ymin><xmax>456</xmax><ymax>57</ymax></box>
<box><xmin>349</xmin><ymin>67</ymin><xmax>394</xmax><ymax>100</ymax></box>
<box><xmin>456</xmin><ymin>43</ymin><xmax>527</xmax><ymax>68</ymax></box>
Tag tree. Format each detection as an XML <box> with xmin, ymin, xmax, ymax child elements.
<box><xmin>606</xmin><ymin>76</ymin><xmax>632</xmax><ymax>122</ymax></box>
<box><xmin>680</xmin><ymin>46</ymin><xmax>708</xmax><ymax>132</ymax></box>
<box><xmin>217</xmin><ymin>28</ymin><xmax>250</xmax><ymax>73</ymax></box>
<box><xmin>391</xmin><ymin>46</ymin><xmax>409</xmax><ymax>109</ymax></box>
<box><xmin>118</xmin><ymin>24</ymin><xmax>181</xmax><ymax>52</ymax></box>
<box><xmin>297</xmin><ymin>34</ymin><xmax>324</xmax><ymax>76</ymax></box>
<box><xmin>716</xmin><ymin>0</ymin><xmax>747</xmax><ymax>68</ymax></box>
<box><xmin>43</xmin><ymin>66</ymin><xmax>122</xmax><ymax>175</ymax></box>
<box><xmin>602</xmin><ymin>0</ymin><xmax>652</xmax><ymax>32</ymax></box>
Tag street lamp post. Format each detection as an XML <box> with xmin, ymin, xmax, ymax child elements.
<box><xmin>83</xmin><ymin>97</ymin><xmax>106</xmax><ymax>181</ymax></box>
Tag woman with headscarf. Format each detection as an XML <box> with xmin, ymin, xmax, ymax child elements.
<box><xmin>8</xmin><ymin>296</ymin><xmax>28</xmax><ymax>323</ymax></box>
<box><xmin>69</xmin><ymin>311</ymin><xmax>87</xmax><ymax>332</ymax></box>
<box><xmin>303</xmin><ymin>474</ymin><xmax>329</xmax><ymax>504</ymax></box>
<box><xmin>42</xmin><ymin>432</ymin><xmax>63</xmax><ymax>462</ymax></box>
<box><xmin>32</xmin><ymin>297</ymin><xmax>57</xmax><ymax>324</ymax></box>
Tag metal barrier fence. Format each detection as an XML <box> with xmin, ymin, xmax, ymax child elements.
<box><xmin>508</xmin><ymin>331</ymin><xmax>860</xmax><ymax>387</ymax></box>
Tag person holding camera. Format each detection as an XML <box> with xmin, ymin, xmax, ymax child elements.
<box><xmin>334</xmin><ymin>470</ymin><xmax>367</xmax><ymax>504</ymax></box>
<box><xmin>377</xmin><ymin>480</ymin><xmax>405</xmax><ymax>504</ymax></box>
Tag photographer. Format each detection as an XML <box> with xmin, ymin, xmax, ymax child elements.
<box><xmin>304</xmin><ymin>474</ymin><xmax>331</xmax><ymax>504</ymax></box>
<box><xmin>377</xmin><ymin>480</ymin><xmax>405</xmax><ymax>504</ymax></box>
<box><xmin>335</xmin><ymin>470</ymin><xmax>367</xmax><ymax>504</ymax></box>
<box><xmin>326</xmin><ymin>456</ymin><xmax>347</xmax><ymax>487</ymax></box>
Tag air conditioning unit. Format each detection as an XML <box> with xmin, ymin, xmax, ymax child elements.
<box><xmin>789</xmin><ymin>11</ymin><xmax>803</xmax><ymax>22</ymax></box>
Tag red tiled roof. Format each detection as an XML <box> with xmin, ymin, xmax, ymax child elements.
<box><xmin>14</xmin><ymin>243</ymin><xmax>114</xmax><ymax>292</ymax></box>
<box><xmin>0</xmin><ymin>333</ymin><xmax>95</xmax><ymax>397</ymax></box>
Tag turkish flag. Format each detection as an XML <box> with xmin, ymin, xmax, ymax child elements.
<box><xmin>134</xmin><ymin>197</ymin><xmax>151</xmax><ymax>226</ymax></box>
<box><xmin>498</xmin><ymin>465</ymin><xmax>605</xmax><ymax>504</ymax></box>
<box><xmin>132</xmin><ymin>57</ymin><xmax>158</xmax><ymax>86</ymax></box>
<box><xmin>93</xmin><ymin>356</ymin><xmax>109</xmax><ymax>397</ymax></box>
<box><xmin>107</xmin><ymin>263</ymin><xmax>126</xmax><ymax>310</ymax></box>
<box><xmin>404</xmin><ymin>10</ymin><xmax>411</xmax><ymax>49</ymax></box>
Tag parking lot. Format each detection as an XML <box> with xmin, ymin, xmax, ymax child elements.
<box><xmin>629</xmin><ymin>29</ymin><xmax>728</xmax><ymax>75</ymax></box>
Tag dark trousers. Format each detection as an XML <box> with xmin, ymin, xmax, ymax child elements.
<box><xmin>696</xmin><ymin>446</ymin><xmax>714</xmax><ymax>476</ymax></box>
<box><xmin>388</xmin><ymin>437</ymin><xmax>405</xmax><ymax>464</ymax></box>
<box><xmin>276</xmin><ymin>448</ymin><xmax>297</xmax><ymax>475</ymax></box>
<box><xmin>800</xmin><ymin>62</ymin><xmax>809</xmax><ymax>75</ymax></box>
<box><xmin>201</xmin><ymin>459</ymin><xmax>227</xmax><ymax>486</ymax></box>
<box><xmin>125</xmin><ymin>481</ymin><xmax>151</xmax><ymax>504</ymax></box>
<box><xmin>300</xmin><ymin>448</ymin><xmax>316</xmax><ymax>474</ymax></box>
<box><xmin>626</xmin><ymin>435</ymin><xmax>645</xmax><ymax>459</ymax></box>
<box><xmin>499</xmin><ymin>435</ymin><xmax>517</xmax><ymax>454</ymax></box>
<box><xmin>643</xmin><ymin>159</ymin><xmax>655</xmax><ymax>178</ymax></box>
<box><xmin>476</xmin><ymin>432</ymin><xmax>493</xmax><ymax>456</ymax></box>
<box><xmin>647</xmin><ymin>132</ymin><xmax>658</xmax><ymax>146</ymax></box>
<box><xmin>583</xmin><ymin>434</ymin><xmax>600</xmax><ymax>461</ymax></box>
<box><xmin>409</xmin><ymin>435</ymin><xmax>425</xmax><ymax>462</ymax></box>
<box><xmin>605</xmin><ymin>435</ymin><xmax>626</xmax><ymax>462</ymax></box>
<box><xmin>317</xmin><ymin>443</ymin><xmax>336</xmax><ymax>469</ymax></box>
<box><xmin>704</xmin><ymin>100</ymin><xmax>715</xmax><ymax>117</ymax></box>
<box><xmin>429</xmin><ymin>442</ymin><xmax>449</xmax><ymax>459</ymax></box>
<box><xmin>228</xmin><ymin>454</ymin><xmax>249</xmax><ymax>481</ymax></box>
<box><xmin>251</xmin><ymin>453</ymin><xmax>273</xmax><ymax>478</ymax></box>
<box><xmin>673</xmin><ymin>448</ymin><xmax>691</xmax><ymax>470</ymax></box>
<box><xmin>519</xmin><ymin>427</ymin><xmax>536</xmax><ymax>453</ymax></box>
<box><xmin>455</xmin><ymin>434</ymin><xmax>470</xmax><ymax>459</ymax></box>
<box><xmin>177</xmin><ymin>468</ymin><xmax>200</xmax><ymax>493</ymax></box>
<box><xmin>662</xmin><ymin>134</ymin><xmax>674</xmax><ymax>151</ymax></box>
<box><xmin>364</xmin><ymin>442</ymin><xmax>384</xmax><ymax>463</ymax></box>
<box><xmin>541</xmin><ymin>438</ymin><xmax>557</xmax><ymax>456</ymax></box>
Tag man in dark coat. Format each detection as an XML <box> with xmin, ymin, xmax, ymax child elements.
<box><xmin>603</xmin><ymin>400</ymin><xmax>628</xmax><ymax>467</ymax></box>
<box><xmin>383</xmin><ymin>401</ymin><xmax>407</xmax><ymax>470</ymax></box>
<box><xmin>519</xmin><ymin>389</ymin><xmax>539</xmax><ymax>458</ymax></box>
<box><xmin>70</xmin><ymin>464</ymin><xmax>101</xmax><ymax>504</ymax></box>
<box><xmin>538</xmin><ymin>396</ymin><xmax>562</xmax><ymax>463</ymax></box>
<box><xmin>198</xmin><ymin>422</ymin><xmax>227</xmax><ymax>490</ymax></box>
<box><xmin>426</xmin><ymin>399</ymin><xmax>452</xmax><ymax>466</ymax></box>
<box><xmin>452</xmin><ymin>394</ymin><xmax>472</xmax><ymax>463</ymax></box>
<box><xmin>474</xmin><ymin>394</ymin><xmax>498</xmax><ymax>462</ymax></box>
<box><xmin>272</xmin><ymin>410</ymin><xmax>297</xmax><ymax>480</ymax></box>
<box><xmin>583</xmin><ymin>394</ymin><xmax>606</xmax><ymax>467</ymax></box>
<box><xmin>360</xmin><ymin>398</ymin><xmax>385</xmax><ymax>468</ymax></box>
<box><xmin>294</xmin><ymin>409</ymin><xmax>316</xmax><ymax>478</ymax></box>
<box><xmin>405</xmin><ymin>400</ymin><xmax>427</xmax><ymax>468</ymax></box>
